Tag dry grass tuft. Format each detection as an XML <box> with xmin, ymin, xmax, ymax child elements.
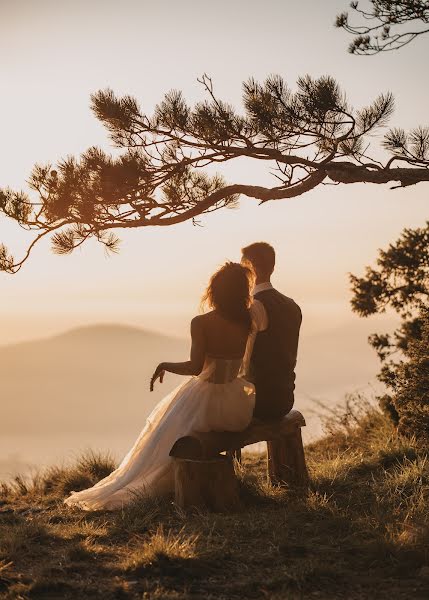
<box><xmin>39</xmin><ymin>450</ymin><xmax>116</xmax><ymax>496</ymax></box>
<box><xmin>123</xmin><ymin>525</ymin><xmax>199</xmax><ymax>571</ymax></box>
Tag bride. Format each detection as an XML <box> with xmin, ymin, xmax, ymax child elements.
<box><xmin>64</xmin><ymin>261</ymin><xmax>265</xmax><ymax>511</ymax></box>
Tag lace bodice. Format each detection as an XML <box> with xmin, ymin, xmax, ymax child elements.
<box><xmin>201</xmin><ymin>356</ymin><xmax>243</xmax><ymax>383</ymax></box>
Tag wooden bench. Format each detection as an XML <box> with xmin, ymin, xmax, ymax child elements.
<box><xmin>169</xmin><ymin>409</ymin><xmax>308</xmax><ymax>511</ymax></box>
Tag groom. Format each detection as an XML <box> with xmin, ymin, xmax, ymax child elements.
<box><xmin>241</xmin><ymin>242</ymin><xmax>302</xmax><ymax>421</ymax></box>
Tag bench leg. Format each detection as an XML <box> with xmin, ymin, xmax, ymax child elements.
<box><xmin>173</xmin><ymin>455</ymin><xmax>242</xmax><ymax>512</ymax></box>
<box><xmin>267</xmin><ymin>429</ymin><xmax>309</xmax><ymax>487</ymax></box>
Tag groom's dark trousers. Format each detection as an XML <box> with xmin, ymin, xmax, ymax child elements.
<box><xmin>250</xmin><ymin>288</ymin><xmax>302</xmax><ymax>421</ymax></box>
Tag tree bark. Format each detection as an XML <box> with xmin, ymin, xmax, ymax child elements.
<box><xmin>325</xmin><ymin>163</ymin><xmax>429</xmax><ymax>187</ymax></box>
<box><xmin>267</xmin><ymin>429</ymin><xmax>309</xmax><ymax>488</ymax></box>
<box><xmin>172</xmin><ymin>455</ymin><xmax>242</xmax><ymax>512</ymax></box>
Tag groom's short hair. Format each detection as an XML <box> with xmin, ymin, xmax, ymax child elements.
<box><xmin>241</xmin><ymin>242</ymin><xmax>275</xmax><ymax>274</ymax></box>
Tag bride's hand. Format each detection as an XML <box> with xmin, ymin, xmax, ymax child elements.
<box><xmin>150</xmin><ymin>363</ymin><xmax>166</xmax><ymax>391</ymax></box>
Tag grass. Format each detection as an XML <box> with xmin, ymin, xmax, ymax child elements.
<box><xmin>0</xmin><ymin>400</ymin><xmax>428</xmax><ymax>599</ymax></box>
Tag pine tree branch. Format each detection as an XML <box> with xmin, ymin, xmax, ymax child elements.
<box><xmin>336</xmin><ymin>1</ymin><xmax>429</xmax><ymax>54</ymax></box>
<box><xmin>1</xmin><ymin>73</ymin><xmax>428</xmax><ymax>272</ymax></box>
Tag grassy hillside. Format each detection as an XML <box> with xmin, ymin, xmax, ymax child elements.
<box><xmin>1</xmin><ymin>401</ymin><xmax>428</xmax><ymax>599</ymax></box>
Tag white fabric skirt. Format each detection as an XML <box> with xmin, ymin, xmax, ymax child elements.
<box><xmin>64</xmin><ymin>370</ymin><xmax>255</xmax><ymax>511</ymax></box>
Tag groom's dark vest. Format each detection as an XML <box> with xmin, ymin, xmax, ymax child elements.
<box><xmin>251</xmin><ymin>288</ymin><xmax>302</xmax><ymax>420</ymax></box>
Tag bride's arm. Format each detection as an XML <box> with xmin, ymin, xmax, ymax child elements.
<box><xmin>150</xmin><ymin>317</ymin><xmax>206</xmax><ymax>390</ymax></box>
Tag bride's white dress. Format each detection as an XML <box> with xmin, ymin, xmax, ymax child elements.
<box><xmin>64</xmin><ymin>306</ymin><xmax>264</xmax><ymax>511</ymax></box>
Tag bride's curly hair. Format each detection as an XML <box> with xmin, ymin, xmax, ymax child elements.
<box><xmin>201</xmin><ymin>262</ymin><xmax>253</xmax><ymax>331</ymax></box>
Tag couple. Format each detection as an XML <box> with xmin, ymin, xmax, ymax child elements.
<box><xmin>64</xmin><ymin>242</ymin><xmax>302</xmax><ymax>511</ymax></box>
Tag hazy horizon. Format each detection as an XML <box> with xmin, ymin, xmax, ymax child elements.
<box><xmin>0</xmin><ymin>315</ymin><xmax>397</xmax><ymax>481</ymax></box>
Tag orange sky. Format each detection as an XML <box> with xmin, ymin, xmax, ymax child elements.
<box><xmin>1</xmin><ymin>0</ymin><xmax>428</xmax><ymax>343</ymax></box>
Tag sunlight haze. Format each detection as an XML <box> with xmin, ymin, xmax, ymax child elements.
<box><xmin>0</xmin><ymin>0</ymin><xmax>427</xmax><ymax>476</ymax></box>
<box><xmin>1</xmin><ymin>0</ymin><xmax>427</xmax><ymax>342</ymax></box>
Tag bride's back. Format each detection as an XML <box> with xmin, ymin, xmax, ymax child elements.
<box><xmin>200</xmin><ymin>311</ymin><xmax>249</xmax><ymax>359</ymax></box>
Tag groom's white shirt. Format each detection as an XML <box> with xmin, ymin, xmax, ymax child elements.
<box><xmin>253</xmin><ymin>282</ymin><xmax>273</xmax><ymax>295</ymax></box>
<box><xmin>252</xmin><ymin>282</ymin><xmax>271</xmax><ymax>332</ymax></box>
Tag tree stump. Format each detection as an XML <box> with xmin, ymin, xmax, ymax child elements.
<box><xmin>172</xmin><ymin>455</ymin><xmax>242</xmax><ymax>512</ymax></box>
<box><xmin>267</xmin><ymin>429</ymin><xmax>309</xmax><ymax>487</ymax></box>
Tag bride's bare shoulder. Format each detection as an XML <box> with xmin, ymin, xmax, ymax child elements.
<box><xmin>191</xmin><ymin>310</ymin><xmax>220</xmax><ymax>331</ymax></box>
<box><xmin>191</xmin><ymin>312</ymin><xmax>214</xmax><ymax>329</ymax></box>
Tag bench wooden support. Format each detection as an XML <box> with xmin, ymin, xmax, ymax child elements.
<box><xmin>173</xmin><ymin>455</ymin><xmax>242</xmax><ymax>512</ymax></box>
<box><xmin>170</xmin><ymin>409</ymin><xmax>308</xmax><ymax>511</ymax></box>
<box><xmin>267</xmin><ymin>429</ymin><xmax>309</xmax><ymax>486</ymax></box>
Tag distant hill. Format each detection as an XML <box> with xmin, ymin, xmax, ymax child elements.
<box><xmin>0</xmin><ymin>324</ymin><xmax>188</xmax><ymax>435</ymax></box>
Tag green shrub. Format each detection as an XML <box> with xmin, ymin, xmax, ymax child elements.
<box><xmin>392</xmin><ymin>306</ymin><xmax>429</xmax><ymax>445</ymax></box>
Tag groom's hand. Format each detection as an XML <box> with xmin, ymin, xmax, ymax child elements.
<box><xmin>150</xmin><ymin>363</ymin><xmax>166</xmax><ymax>391</ymax></box>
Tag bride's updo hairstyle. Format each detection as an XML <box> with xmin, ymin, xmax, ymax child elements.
<box><xmin>202</xmin><ymin>262</ymin><xmax>253</xmax><ymax>331</ymax></box>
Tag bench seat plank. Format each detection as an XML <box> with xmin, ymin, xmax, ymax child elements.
<box><xmin>170</xmin><ymin>409</ymin><xmax>306</xmax><ymax>459</ymax></box>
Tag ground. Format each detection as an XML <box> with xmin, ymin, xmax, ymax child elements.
<box><xmin>1</xmin><ymin>399</ymin><xmax>428</xmax><ymax>599</ymax></box>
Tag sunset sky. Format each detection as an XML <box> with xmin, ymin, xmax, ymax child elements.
<box><xmin>1</xmin><ymin>0</ymin><xmax>428</xmax><ymax>344</ymax></box>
